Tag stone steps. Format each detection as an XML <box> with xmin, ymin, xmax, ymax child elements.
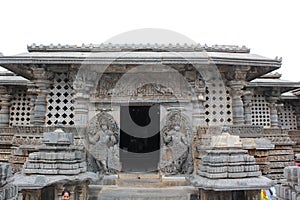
<box><xmin>117</xmin><ymin>173</ymin><xmax>161</xmax><ymax>188</ymax></box>
<box><xmin>88</xmin><ymin>173</ymin><xmax>197</xmax><ymax>199</ymax></box>
<box><xmin>118</xmin><ymin>173</ymin><xmax>161</xmax><ymax>180</ymax></box>
<box><xmin>88</xmin><ymin>185</ymin><xmax>198</xmax><ymax>200</ymax></box>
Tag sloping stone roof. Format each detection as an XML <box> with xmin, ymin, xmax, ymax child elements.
<box><xmin>0</xmin><ymin>43</ymin><xmax>282</xmax><ymax>81</ymax></box>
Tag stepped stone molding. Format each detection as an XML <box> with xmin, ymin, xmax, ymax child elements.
<box><xmin>289</xmin><ymin>130</ymin><xmax>300</xmax><ymax>155</ymax></box>
<box><xmin>204</xmin><ymin>125</ymin><xmax>263</xmax><ymax>138</ymax></box>
<box><xmin>263</xmin><ymin>129</ymin><xmax>295</xmax><ymax>146</ymax></box>
<box><xmin>263</xmin><ymin>128</ymin><xmax>295</xmax><ymax>179</ymax></box>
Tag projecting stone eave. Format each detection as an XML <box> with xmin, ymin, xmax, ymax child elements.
<box><xmin>248</xmin><ymin>79</ymin><xmax>300</xmax><ymax>94</ymax></box>
<box><xmin>281</xmin><ymin>89</ymin><xmax>300</xmax><ymax>99</ymax></box>
<box><xmin>187</xmin><ymin>175</ymin><xmax>274</xmax><ymax>191</ymax></box>
<box><xmin>0</xmin><ymin>51</ymin><xmax>281</xmax><ymax>81</ymax></box>
<box><xmin>0</xmin><ymin>70</ymin><xmax>31</xmax><ymax>86</ymax></box>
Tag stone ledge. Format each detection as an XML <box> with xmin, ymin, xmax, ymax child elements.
<box><xmin>188</xmin><ymin>175</ymin><xmax>273</xmax><ymax>191</ymax></box>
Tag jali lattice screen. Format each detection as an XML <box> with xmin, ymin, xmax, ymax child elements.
<box><xmin>278</xmin><ymin>104</ymin><xmax>297</xmax><ymax>130</ymax></box>
<box><xmin>251</xmin><ymin>94</ymin><xmax>270</xmax><ymax>127</ymax></box>
<box><xmin>204</xmin><ymin>82</ymin><xmax>232</xmax><ymax>126</ymax></box>
<box><xmin>46</xmin><ymin>73</ymin><xmax>75</xmax><ymax>126</ymax></box>
<box><xmin>9</xmin><ymin>89</ymin><xmax>31</xmax><ymax>126</ymax></box>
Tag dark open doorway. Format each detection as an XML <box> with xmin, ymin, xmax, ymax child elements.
<box><xmin>120</xmin><ymin>104</ymin><xmax>160</xmax><ymax>172</ymax></box>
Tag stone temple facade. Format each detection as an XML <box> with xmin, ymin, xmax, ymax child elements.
<box><xmin>0</xmin><ymin>43</ymin><xmax>300</xmax><ymax>199</ymax></box>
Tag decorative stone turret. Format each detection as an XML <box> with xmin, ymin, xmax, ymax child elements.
<box><xmin>23</xmin><ymin>128</ymin><xmax>86</xmax><ymax>175</ymax></box>
<box><xmin>13</xmin><ymin>127</ymin><xmax>98</xmax><ymax>200</ymax></box>
<box><xmin>188</xmin><ymin>127</ymin><xmax>273</xmax><ymax>199</ymax></box>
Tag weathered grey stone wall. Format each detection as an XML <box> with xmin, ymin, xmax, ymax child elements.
<box><xmin>275</xmin><ymin>166</ymin><xmax>300</xmax><ymax>200</ymax></box>
<box><xmin>0</xmin><ymin>163</ymin><xmax>18</xmax><ymax>200</ymax></box>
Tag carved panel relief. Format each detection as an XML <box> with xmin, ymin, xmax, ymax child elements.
<box><xmin>95</xmin><ymin>72</ymin><xmax>191</xmax><ymax>98</ymax></box>
<box><xmin>160</xmin><ymin>111</ymin><xmax>194</xmax><ymax>175</ymax></box>
<box><xmin>86</xmin><ymin>111</ymin><xmax>120</xmax><ymax>174</ymax></box>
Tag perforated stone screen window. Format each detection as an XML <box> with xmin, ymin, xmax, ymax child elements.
<box><xmin>46</xmin><ymin>73</ymin><xmax>75</xmax><ymax>126</ymax></box>
<box><xmin>9</xmin><ymin>89</ymin><xmax>31</xmax><ymax>126</ymax></box>
<box><xmin>278</xmin><ymin>104</ymin><xmax>297</xmax><ymax>130</ymax></box>
<box><xmin>251</xmin><ymin>94</ymin><xmax>270</xmax><ymax>127</ymax></box>
<box><xmin>204</xmin><ymin>82</ymin><xmax>232</xmax><ymax>126</ymax></box>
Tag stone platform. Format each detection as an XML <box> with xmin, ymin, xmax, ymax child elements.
<box><xmin>88</xmin><ymin>173</ymin><xmax>198</xmax><ymax>200</ymax></box>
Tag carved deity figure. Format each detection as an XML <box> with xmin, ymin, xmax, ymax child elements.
<box><xmin>102</xmin><ymin>124</ymin><xmax>117</xmax><ymax>148</ymax></box>
<box><xmin>163</xmin><ymin>124</ymin><xmax>188</xmax><ymax>147</ymax></box>
<box><xmin>88</xmin><ymin>120</ymin><xmax>101</xmax><ymax>145</ymax></box>
<box><xmin>86</xmin><ymin>111</ymin><xmax>121</xmax><ymax>174</ymax></box>
<box><xmin>88</xmin><ymin>124</ymin><xmax>117</xmax><ymax>173</ymax></box>
<box><xmin>161</xmin><ymin>124</ymin><xmax>190</xmax><ymax>175</ymax></box>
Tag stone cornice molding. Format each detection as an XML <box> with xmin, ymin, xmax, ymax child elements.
<box><xmin>0</xmin><ymin>53</ymin><xmax>282</xmax><ymax>67</ymax></box>
<box><xmin>27</xmin><ymin>43</ymin><xmax>251</xmax><ymax>53</ymax></box>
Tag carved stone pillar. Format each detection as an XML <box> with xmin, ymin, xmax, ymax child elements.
<box><xmin>229</xmin><ymin>81</ymin><xmax>245</xmax><ymax>125</ymax></box>
<box><xmin>29</xmin><ymin>67</ymin><xmax>53</xmax><ymax>126</ymax></box>
<box><xmin>74</xmin><ymin>93</ymin><xmax>90</xmax><ymax>127</ymax></box>
<box><xmin>193</xmin><ymin>88</ymin><xmax>206</xmax><ymax>127</ymax></box>
<box><xmin>32</xmin><ymin>80</ymin><xmax>51</xmax><ymax>125</ymax></box>
<box><xmin>73</xmin><ymin>69</ymin><xmax>98</xmax><ymax>127</ymax></box>
<box><xmin>265</xmin><ymin>88</ymin><xmax>281</xmax><ymax>128</ymax></box>
<box><xmin>267</xmin><ymin>97</ymin><xmax>280</xmax><ymax>128</ymax></box>
<box><xmin>242</xmin><ymin>90</ymin><xmax>253</xmax><ymax>125</ymax></box>
<box><xmin>225</xmin><ymin>66</ymin><xmax>250</xmax><ymax>125</ymax></box>
<box><xmin>0</xmin><ymin>86</ymin><xmax>12</xmax><ymax>127</ymax></box>
<box><xmin>27</xmin><ymin>83</ymin><xmax>38</xmax><ymax>124</ymax></box>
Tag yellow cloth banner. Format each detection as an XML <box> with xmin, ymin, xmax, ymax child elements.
<box><xmin>260</xmin><ymin>189</ymin><xmax>269</xmax><ymax>200</ymax></box>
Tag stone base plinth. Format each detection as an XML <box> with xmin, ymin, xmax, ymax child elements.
<box><xmin>199</xmin><ymin>188</ymin><xmax>260</xmax><ymax>200</ymax></box>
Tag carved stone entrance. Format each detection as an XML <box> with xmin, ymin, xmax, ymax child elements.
<box><xmin>120</xmin><ymin>105</ymin><xmax>160</xmax><ymax>172</ymax></box>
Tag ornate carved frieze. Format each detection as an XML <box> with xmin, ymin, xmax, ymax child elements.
<box><xmin>0</xmin><ymin>133</ymin><xmax>14</xmax><ymax>145</ymax></box>
<box><xmin>12</xmin><ymin>134</ymin><xmax>42</xmax><ymax>146</ymax></box>
<box><xmin>0</xmin><ymin>127</ymin><xmax>81</xmax><ymax>148</ymax></box>
<box><xmin>228</xmin><ymin>125</ymin><xmax>263</xmax><ymax>138</ymax></box>
<box><xmin>263</xmin><ymin>129</ymin><xmax>295</xmax><ymax>145</ymax></box>
<box><xmin>94</xmin><ymin>72</ymin><xmax>192</xmax><ymax>99</ymax></box>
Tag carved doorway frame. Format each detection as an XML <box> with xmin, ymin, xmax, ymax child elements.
<box><xmin>119</xmin><ymin>104</ymin><xmax>160</xmax><ymax>173</ymax></box>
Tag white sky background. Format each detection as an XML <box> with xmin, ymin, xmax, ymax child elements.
<box><xmin>0</xmin><ymin>0</ymin><xmax>299</xmax><ymax>81</ymax></box>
